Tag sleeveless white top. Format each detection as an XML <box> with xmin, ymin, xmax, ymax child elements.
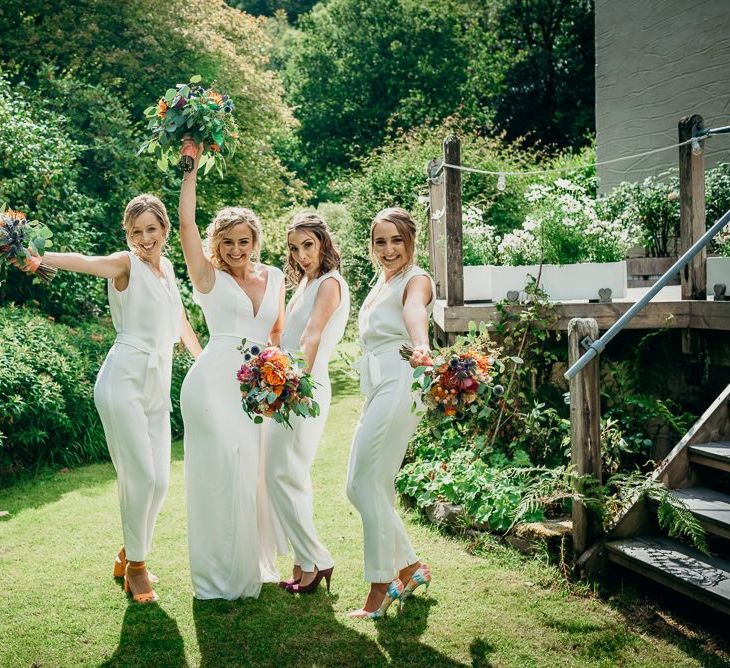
<box><xmin>108</xmin><ymin>251</ymin><xmax>184</xmax><ymax>410</ymax></box>
<box><xmin>281</xmin><ymin>270</ymin><xmax>350</xmax><ymax>378</ymax></box>
<box><xmin>357</xmin><ymin>265</ymin><xmax>435</xmax><ymax>395</ymax></box>
<box><xmin>193</xmin><ymin>266</ymin><xmax>284</xmax><ymax>345</ymax></box>
<box><xmin>359</xmin><ymin>265</ymin><xmax>435</xmax><ymax>354</ymax></box>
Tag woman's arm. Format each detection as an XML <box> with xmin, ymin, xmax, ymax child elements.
<box><xmin>178</xmin><ymin>141</ymin><xmax>215</xmax><ymax>293</ymax></box>
<box><xmin>268</xmin><ymin>279</ymin><xmax>286</xmax><ymax>347</ymax></box>
<box><xmin>299</xmin><ymin>277</ymin><xmax>341</xmax><ymax>371</ymax></box>
<box><xmin>180</xmin><ymin>312</ymin><xmax>203</xmax><ymax>359</ymax></box>
<box><xmin>20</xmin><ymin>250</ymin><xmax>130</xmax><ymax>281</ymax></box>
<box><xmin>403</xmin><ymin>275</ymin><xmax>433</xmax><ymax>367</ymax></box>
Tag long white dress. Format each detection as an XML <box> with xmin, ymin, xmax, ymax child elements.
<box><xmin>346</xmin><ymin>265</ymin><xmax>435</xmax><ymax>583</ymax></box>
<box><xmin>266</xmin><ymin>270</ymin><xmax>350</xmax><ymax>571</ymax></box>
<box><xmin>182</xmin><ymin>265</ymin><xmax>284</xmax><ymax>600</ymax></box>
<box><xmin>94</xmin><ymin>252</ymin><xmax>183</xmax><ymax>562</ymax></box>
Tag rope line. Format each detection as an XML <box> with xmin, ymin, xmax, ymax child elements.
<box><xmin>436</xmin><ymin>137</ymin><xmax>700</xmax><ymax>179</ymax></box>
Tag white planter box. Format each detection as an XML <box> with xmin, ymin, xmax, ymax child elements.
<box><xmin>707</xmin><ymin>257</ymin><xmax>730</xmax><ymax>295</ymax></box>
<box><xmin>463</xmin><ymin>261</ymin><xmax>627</xmax><ymax>302</ymax></box>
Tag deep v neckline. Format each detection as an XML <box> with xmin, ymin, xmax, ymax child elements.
<box><xmin>222</xmin><ymin>266</ymin><xmax>271</xmax><ymax>318</ymax></box>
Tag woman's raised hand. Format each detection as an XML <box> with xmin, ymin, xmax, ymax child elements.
<box><xmin>180</xmin><ymin>137</ymin><xmax>204</xmax><ymax>172</ymax></box>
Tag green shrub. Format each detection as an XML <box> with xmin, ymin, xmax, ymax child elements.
<box><xmin>0</xmin><ymin>73</ymin><xmax>108</xmax><ymax>319</ymax></box>
<box><xmin>0</xmin><ymin>306</ymin><xmax>193</xmax><ymax>481</ymax></box>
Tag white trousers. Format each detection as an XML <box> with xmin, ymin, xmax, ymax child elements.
<box><xmin>346</xmin><ymin>350</ymin><xmax>420</xmax><ymax>583</ymax></box>
<box><xmin>266</xmin><ymin>378</ymin><xmax>334</xmax><ymax>572</ymax></box>
<box><xmin>94</xmin><ymin>345</ymin><xmax>171</xmax><ymax>562</ymax></box>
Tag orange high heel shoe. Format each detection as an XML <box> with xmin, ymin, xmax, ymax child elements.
<box><xmin>124</xmin><ymin>563</ymin><xmax>159</xmax><ymax>604</ymax></box>
<box><xmin>114</xmin><ymin>546</ymin><xmax>158</xmax><ymax>583</ymax></box>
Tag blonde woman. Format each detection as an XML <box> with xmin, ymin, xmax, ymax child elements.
<box><xmin>20</xmin><ymin>194</ymin><xmax>201</xmax><ymax>603</ymax></box>
<box><xmin>178</xmin><ymin>141</ymin><xmax>286</xmax><ymax>600</ymax></box>
<box><xmin>266</xmin><ymin>212</ymin><xmax>350</xmax><ymax>595</ymax></box>
<box><xmin>347</xmin><ymin>207</ymin><xmax>435</xmax><ymax>618</ymax></box>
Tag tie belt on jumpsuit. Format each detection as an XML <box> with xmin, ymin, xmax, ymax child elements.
<box><xmin>114</xmin><ymin>334</ymin><xmax>173</xmax><ymax>412</ymax></box>
<box><xmin>356</xmin><ymin>344</ymin><xmax>403</xmax><ymax>396</ymax></box>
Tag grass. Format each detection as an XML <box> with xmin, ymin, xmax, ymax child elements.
<box><xmin>1</xmin><ymin>347</ymin><xmax>729</xmax><ymax>667</ymax></box>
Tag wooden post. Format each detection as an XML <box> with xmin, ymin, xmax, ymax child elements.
<box><xmin>568</xmin><ymin>318</ymin><xmax>602</xmax><ymax>556</ymax></box>
<box><xmin>443</xmin><ymin>135</ymin><xmax>464</xmax><ymax>307</ymax></box>
<box><xmin>678</xmin><ymin>115</ymin><xmax>706</xmax><ymax>300</ymax></box>
<box><xmin>426</xmin><ymin>157</ymin><xmax>447</xmax><ymax>300</ymax></box>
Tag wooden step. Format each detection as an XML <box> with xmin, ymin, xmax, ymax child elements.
<box><xmin>689</xmin><ymin>441</ymin><xmax>730</xmax><ymax>473</ymax></box>
<box><xmin>606</xmin><ymin>536</ymin><xmax>730</xmax><ymax>616</ymax></box>
<box><xmin>672</xmin><ymin>487</ymin><xmax>730</xmax><ymax>540</ymax></box>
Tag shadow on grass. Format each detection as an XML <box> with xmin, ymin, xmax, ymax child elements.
<box><xmin>600</xmin><ymin>573</ymin><xmax>730</xmax><ymax>667</ymax></box>
<box><xmin>0</xmin><ymin>460</ymin><xmax>117</xmax><ymax>517</ymax></box>
<box><xmin>101</xmin><ymin>603</ymin><xmax>187</xmax><ymax>667</ymax></box>
<box><xmin>0</xmin><ymin>442</ymin><xmax>187</xmax><ymax>519</ymax></box>
<box><xmin>375</xmin><ymin>597</ymin><xmax>469</xmax><ymax>668</ymax></box>
<box><xmin>192</xmin><ymin>585</ymin><xmax>386</xmax><ymax>667</ymax></box>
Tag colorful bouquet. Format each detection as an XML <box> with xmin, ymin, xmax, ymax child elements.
<box><xmin>139</xmin><ymin>75</ymin><xmax>240</xmax><ymax>177</ymax></box>
<box><xmin>237</xmin><ymin>340</ymin><xmax>320</xmax><ymax>429</ymax></box>
<box><xmin>0</xmin><ymin>206</ymin><xmax>56</xmax><ymax>282</ymax></box>
<box><xmin>400</xmin><ymin>337</ymin><xmax>505</xmax><ymax>418</ymax></box>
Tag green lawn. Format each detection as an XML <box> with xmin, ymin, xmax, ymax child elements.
<box><xmin>1</xmin><ymin>354</ymin><xmax>729</xmax><ymax>667</ymax></box>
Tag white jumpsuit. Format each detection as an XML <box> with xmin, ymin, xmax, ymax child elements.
<box><xmin>346</xmin><ymin>265</ymin><xmax>434</xmax><ymax>583</ymax></box>
<box><xmin>94</xmin><ymin>251</ymin><xmax>183</xmax><ymax>563</ymax></box>
<box><xmin>266</xmin><ymin>270</ymin><xmax>350</xmax><ymax>572</ymax></box>
<box><xmin>182</xmin><ymin>266</ymin><xmax>284</xmax><ymax>600</ymax></box>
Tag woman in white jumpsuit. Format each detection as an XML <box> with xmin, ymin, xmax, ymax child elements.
<box><xmin>266</xmin><ymin>212</ymin><xmax>350</xmax><ymax>595</ymax></box>
<box><xmin>23</xmin><ymin>194</ymin><xmax>201</xmax><ymax>603</ymax></box>
<box><xmin>178</xmin><ymin>142</ymin><xmax>285</xmax><ymax>600</ymax></box>
<box><xmin>347</xmin><ymin>207</ymin><xmax>435</xmax><ymax>619</ymax></box>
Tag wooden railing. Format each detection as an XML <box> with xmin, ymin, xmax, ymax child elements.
<box><xmin>425</xmin><ymin>115</ymin><xmax>729</xmax><ymax>558</ymax></box>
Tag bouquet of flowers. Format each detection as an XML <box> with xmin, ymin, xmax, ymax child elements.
<box><xmin>237</xmin><ymin>340</ymin><xmax>320</xmax><ymax>429</ymax></box>
<box><xmin>0</xmin><ymin>206</ymin><xmax>56</xmax><ymax>282</ymax></box>
<box><xmin>400</xmin><ymin>334</ymin><xmax>505</xmax><ymax>418</ymax></box>
<box><xmin>139</xmin><ymin>75</ymin><xmax>240</xmax><ymax>177</ymax></box>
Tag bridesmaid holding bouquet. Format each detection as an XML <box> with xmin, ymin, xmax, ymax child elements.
<box><xmin>347</xmin><ymin>207</ymin><xmax>435</xmax><ymax>618</ymax></box>
<box><xmin>19</xmin><ymin>194</ymin><xmax>202</xmax><ymax>603</ymax></box>
<box><xmin>178</xmin><ymin>140</ymin><xmax>286</xmax><ymax>600</ymax></box>
<box><xmin>266</xmin><ymin>212</ymin><xmax>350</xmax><ymax>594</ymax></box>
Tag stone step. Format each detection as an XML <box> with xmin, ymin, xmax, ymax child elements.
<box><xmin>689</xmin><ymin>441</ymin><xmax>730</xmax><ymax>474</ymax></box>
<box><xmin>606</xmin><ymin>535</ymin><xmax>730</xmax><ymax>616</ymax></box>
<box><xmin>671</xmin><ymin>487</ymin><xmax>730</xmax><ymax>540</ymax></box>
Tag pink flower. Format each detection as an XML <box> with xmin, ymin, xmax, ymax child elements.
<box><xmin>459</xmin><ymin>377</ymin><xmax>478</xmax><ymax>393</ymax></box>
<box><xmin>237</xmin><ymin>365</ymin><xmax>256</xmax><ymax>383</ymax></box>
<box><xmin>259</xmin><ymin>347</ymin><xmax>278</xmax><ymax>361</ymax></box>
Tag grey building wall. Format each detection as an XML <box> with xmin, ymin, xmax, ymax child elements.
<box><xmin>596</xmin><ymin>0</ymin><xmax>730</xmax><ymax>193</ymax></box>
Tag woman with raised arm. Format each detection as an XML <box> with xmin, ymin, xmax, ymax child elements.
<box><xmin>266</xmin><ymin>212</ymin><xmax>350</xmax><ymax>595</ymax></box>
<box><xmin>346</xmin><ymin>207</ymin><xmax>435</xmax><ymax>619</ymax></box>
<box><xmin>20</xmin><ymin>194</ymin><xmax>202</xmax><ymax>604</ymax></box>
<box><xmin>178</xmin><ymin>140</ymin><xmax>286</xmax><ymax>600</ymax></box>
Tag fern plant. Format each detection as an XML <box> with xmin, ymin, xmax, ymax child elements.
<box><xmin>604</xmin><ymin>471</ymin><xmax>708</xmax><ymax>554</ymax></box>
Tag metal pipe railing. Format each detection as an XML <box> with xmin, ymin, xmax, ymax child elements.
<box><xmin>564</xmin><ymin>207</ymin><xmax>730</xmax><ymax>381</ymax></box>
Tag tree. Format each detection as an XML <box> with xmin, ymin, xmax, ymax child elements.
<box><xmin>281</xmin><ymin>0</ymin><xmax>472</xmax><ymax>193</ymax></box>
<box><xmin>470</xmin><ymin>0</ymin><xmax>595</xmax><ymax>148</ymax></box>
<box><xmin>227</xmin><ymin>0</ymin><xmax>318</xmax><ymax>22</ymax></box>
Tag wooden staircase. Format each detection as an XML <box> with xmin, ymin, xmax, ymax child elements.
<box><xmin>582</xmin><ymin>386</ymin><xmax>730</xmax><ymax>616</ymax></box>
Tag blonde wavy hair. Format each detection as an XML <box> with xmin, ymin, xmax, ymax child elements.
<box><xmin>122</xmin><ymin>194</ymin><xmax>171</xmax><ymax>254</ymax></box>
<box><xmin>369</xmin><ymin>206</ymin><xmax>417</xmax><ymax>272</ymax></box>
<box><xmin>284</xmin><ymin>211</ymin><xmax>341</xmax><ymax>287</ymax></box>
<box><xmin>205</xmin><ymin>207</ymin><xmax>262</xmax><ymax>271</ymax></box>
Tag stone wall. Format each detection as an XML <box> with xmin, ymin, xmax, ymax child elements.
<box><xmin>596</xmin><ymin>0</ymin><xmax>730</xmax><ymax>192</ymax></box>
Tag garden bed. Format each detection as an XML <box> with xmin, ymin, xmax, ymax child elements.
<box><xmin>464</xmin><ymin>261</ymin><xmax>627</xmax><ymax>302</ymax></box>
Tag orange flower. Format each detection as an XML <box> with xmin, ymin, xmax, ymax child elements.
<box><xmin>444</xmin><ymin>406</ymin><xmax>457</xmax><ymax>416</ymax></box>
<box><xmin>209</xmin><ymin>91</ymin><xmax>223</xmax><ymax>105</ymax></box>
<box><xmin>209</xmin><ymin>143</ymin><xmax>221</xmax><ymax>153</ymax></box>
<box><xmin>157</xmin><ymin>99</ymin><xmax>168</xmax><ymax>118</ymax></box>
<box><xmin>5</xmin><ymin>209</ymin><xmax>25</xmax><ymax>221</ymax></box>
